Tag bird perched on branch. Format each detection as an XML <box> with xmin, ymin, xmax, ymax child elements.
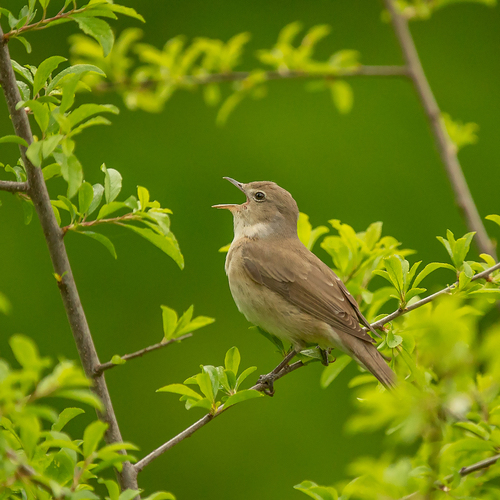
<box><xmin>213</xmin><ymin>178</ymin><xmax>395</xmax><ymax>391</ymax></box>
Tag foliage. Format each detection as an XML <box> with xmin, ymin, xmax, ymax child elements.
<box><xmin>0</xmin><ymin>335</ymin><xmax>173</xmax><ymax>500</ymax></box>
<box><xmin>67</xmin><ymin>22</ymin><xmax>361</xmax><ymax>121</ymax></box>
<box><xmin>392</xmin><ymin>0</ymin><xmax>496</xmax><ymax>20</ymax></box>
<box><xmin>157</xmin><ymin>347</ymin><xmax>263</xmax><ymax>415</ymax></box>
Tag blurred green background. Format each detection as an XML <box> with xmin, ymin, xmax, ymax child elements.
<box><xmin>1</xmin><ymin>1</ymin><xmax>500</xmax><ymax>498</ymax></box>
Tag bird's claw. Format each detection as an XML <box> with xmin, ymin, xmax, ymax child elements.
<box><xmin>257</xmin><ymin>373</ymin><xmax>276</xmax><ymax>396</ymax></box>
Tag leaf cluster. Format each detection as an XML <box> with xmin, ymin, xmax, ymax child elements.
<box><xmin>0</xmin><ymin>335</ymin><xmax>174</xmax><ymax>500</ymax></box>
<box><xmin>157</xmin><ymin>347</ymin><xmax>263</xmax><ymax>415</ymax></box>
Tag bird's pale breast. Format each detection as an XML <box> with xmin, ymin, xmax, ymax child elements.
<box><xmin>225</xmin><ymin>239</ymin><xmax>346</xmax><ymax>351</ymax></box>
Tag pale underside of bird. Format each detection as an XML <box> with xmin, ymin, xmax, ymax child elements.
<box><xmin>214</xmin><ymin>178</ymin><xmax>395</xmax><ymax>389</ymax></box>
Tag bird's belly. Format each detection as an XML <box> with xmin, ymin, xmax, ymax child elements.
<box><xmin>228</xmin><ymin>273</ymin><xmax>344</xmax><ymax>351</ymax></box>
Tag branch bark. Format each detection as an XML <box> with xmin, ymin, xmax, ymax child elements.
<box><xmin>93</xmin><ymin>333</ymin><xmax>193</xmax><ymax>375</ymax></box>
<box><xmin>383</xmin><ymin>0</ymin><xmax>496</xmax><ymax>260</ymax></box>
<box><xmin>370</xmin><ymin>261</ymin><xmax>500</xmax><ymax>330</ymax></box>
<box><xmin>96</xmin><ymin>65</ymin><xmax>408</xmax><ymax>92</ymax></box>
<box><xmin>0</xmin><ymin>180</ymin><xmax>28</xmax><ymax>192</ymax></box>
<box><xmin>401</xmin><ymin>453</ymin><xmax>500</xmax><ymax>500</ymax></box>
<box><xmin>0</xmin><ymin>28</ymin><xmax>137</xmax><ymax>491</ymax></box>
<box><xmin>134</xmin><ymin>261</ymin><xmax>500</xmax><ymax>473</ymax></box>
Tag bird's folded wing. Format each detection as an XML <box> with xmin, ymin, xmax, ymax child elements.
<box><xmin>242</xmin><ymin>241</ymin><xmax>374</xmax><ymax>343</ymax></box>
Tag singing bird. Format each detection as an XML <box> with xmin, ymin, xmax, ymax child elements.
<box><xmin>213</xmin><ymin>178</ymin><xmax>395</xmax><ymax>389</ymax></box>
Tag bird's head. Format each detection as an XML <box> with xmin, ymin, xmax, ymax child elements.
<box><xmin>213</xmin><ymin>177</ymin><xmax>299</xmax><ymax>239</ymax></box>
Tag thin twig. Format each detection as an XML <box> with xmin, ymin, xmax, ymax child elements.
<box><xmin>134</xmin><ymin>262</ymin><xmax>500</xmax><ymax>472</ymax></box>
<box><xmin>94</xmin><ymin>333</ymin><xmax>193</xmax><ymax>375</ymax></box>
<box><xmin>62</xmin><ymin>213</ymin><xmax>137</xmax><ymax>234</ymax></box>
<box><xmin>0</xmin><ymin>180</ymin><xmax>28</xmax><ymax>192</ymax></box>
<box><xmin>370</xmin><ymin>261</ymin><xmax>500</xmax><ymax>330</ymax></box>
<box><xmin>96</xmin><ymin>65</ymin><xmax>408</xmax><ymax>92</ymax></box>
<box><xmin>400</xmin><ymin>453</ymin><xmax>500</xmax><ymax>500</ymax></box>
<box><xmin>134</xmin><ymin>359</ymin><xmax>305</xmax><ymax>473</ymax></box>
<box><xmin>0</xmin><ymin>28</ymin><xmax>137</xmax><ymax>491</ymax></box>
<box><xmin>383</xmin><ymin>0</ymin><xmax>496</xmax><ymax>260</ymax></box>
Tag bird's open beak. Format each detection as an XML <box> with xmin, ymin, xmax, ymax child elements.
<box><xmin>212</xmin><ymin>177</ymin><xmax>247</xmax><ymax>210</ymax></box>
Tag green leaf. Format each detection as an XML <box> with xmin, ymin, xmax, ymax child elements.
<box><xmin>196</xmin><ymin>372</ymin><xmax>215</xmax><ymax>402</ymax></box>
<box><xmin>47</xmin><ymin>64</ymin><xmax>106</xmax><ymax>93</ymax></box>
<box><xmin>137</xmin><ymin>185</ymin><xmax>150</xmax><ymax>211</ymax></box>
<box><xmin>33</xmin><ymin>55</ymin><xmax>67</xmax><ymax>96</ymax></box>
<box><xmin>157</xmin><ymin>383</ymin><xmax>202</xmax><ymax>400</ymax></box>
<box><xmin>175</xmin><ymin>315</ymin><xmax>215</xmax><ymax>337</ymax></box>
<box><xmin>69</xmin><ymin>104</ymin><xmax>119</xmax><ymax>129</ymax></box>
<box><xmin>96</xmin><ymin>201</ymin><xmax>128</xmax><ymax>220</ymax></box>
<box><xmin>43</xmin><ymin>163</ymin><xmax>61</xmax><ymax>180</ymax></box>
<box><xmin>108</xmin><ymin>4</ymin><xmax>145</xmax><ymax>22</ymax></box>
<box><xmin>41</xmin><ymin>134</ymin><xmax>63</xmax><ymax>158</ymax></box>
<box><xmin>13</xmin><ymin>35</ymin><xmax>32</xmax><ymax>53</ymax></box>
<box><xmin>118</xmin><ymin>491</ymin><xmax>141</xmax><ymax>500</ymax></box>
<box><xmin>0</xmin><ymin>135</ymin><xmax>28</xmax><ymax>147</ymax></box>
<box><xmin>83</xmin><ymin>420</ymin><xmax>108</xmax><ymax>458</ymax></box>
<box><xmin>142</xmin><ymin>493</ymin><xmax>175</xmax><ymax>500</ymax></box>
<box><xmin>225</xmin><ymin>347</ymin><xmax>241</xmax><ymax>375</ymax></box>
<box><xmin>52</xmin><ymin>407</ymin><xmax>85</xmax><ymax>432</ymax></box>
<box><xmin>294</xmin><ymin>481</ymin><xmax>338</xmax><ymax>500</ymax></box>
<box><xmin>413</xmin><ymin>262</ymin><xmax>457</xmax><ymax>288</ymax></box>
<box><xmin>486</xmin><ymin>214</ymin><xmax>500</xmax><ymax>227</ymax></box>
<box><xmin>9</xmin><ymin>334</ymin><xmax>42</xmax><ymax>369</ymax></box>
<box><xmin>224</xmin><ymin>389</ymin><xmax>263</xmax><ymax>409</ymax></box>
<box><xmin>329</xmin><ymin>80</ymin><xmax>353</xmax><ymax>114</ymax></box>
<box><xmin>23</xmin><ymin>100</ymin><xmax>50</xmax><ymax>133</ymax></box>
<box><xmin>78</xmin><ymin>182</ymin><xmax>94</xmax><ymax>214</ymax></box>
<box><xmin>123</xmin><ymin>225</ymin><xmax>184</xmax><ymax>269</ymax></box>
<box><xmin>99</xmin><ymin>479</ymin><xmax>120</xmax><ymax>500</ymax></box>
<box><xmin>387</xmin><ymin>330</ymin><xmax>403</xmax><ymax>349</ymax></box>
<box><xmin>78</xmin><ymin>231</ymin><xmax>117</xmax><ymax>259</ymax></box>
<box><xmin>54</xmin><ymin>389</ymin><xmax>104</xmax><ymax>411</ymax></box>
<box><xmin>253</xmin><ymin>326</ymin><xmax>285</xmax><ymax>355</ymax></box>
<box><xmin>455</xmin><ymin>421</ymin><xmax>490</xmax><ymax>440</ymax></box>
<box><xmin>161</xmin><ymin>305</ymin><xmax>178</xmax><ymax>340</ymax></box>
<box><xmin>87</xmin><ymin>183</ymin><xmax>104</xmax><ymax>216</ymax></box>
<box><xmin>111</xmin><ymin>354</ymin><xmax>126</xmax><ymax>365</ymax></box>
<box><xmin>101</xmin><ymin>164</ymin><xmax>122</xmax><ymax>204</ymax></box>
<box><xmin>235</xmin><ymin>366</ymin><xmax>257</xmax><ymax>390</ymax></box>
<box><xmin>320</xmin><ymin>355</ymin><xmax>352</xmax><ymax>388</ymax></box>
<box><xmin>384</xmin><ymin>255</ymin><xmax>404</xmax><ymax>293</ymax></box>
<box><xmin>73</xmin><ymin>16</ymin><xmax>115</xmax><ymax>57</ymax></box>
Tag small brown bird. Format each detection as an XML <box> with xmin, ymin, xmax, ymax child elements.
<box><xmin>213</xmin><ymin>178</ymin><xmax>395</xmax><ymax>389</ymax></box>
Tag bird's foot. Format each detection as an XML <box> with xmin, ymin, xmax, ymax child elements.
<box><xmin>257</xmin><ymin>349</ymin><xmax>298</xmax><ymax>396</ymax></box>
<box><xmin>318</xmin><ymin>347</ymin><xmax>333</xmax><ymax>366</ymax></box>
<box><xmin>257</xmin><ymin>373</ymin><xmax>277</xmax><ymax>396</ymax></box>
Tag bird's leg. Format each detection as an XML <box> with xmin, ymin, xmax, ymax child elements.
<box><xmin>318</xmin><ymin>347</ymin><xmax>332</xmax><ymax>367</ymax></box>
<box><xmin>257</xmin><ymin>349</ymin><xmax>298</xmax><ymax>396</ymax></box>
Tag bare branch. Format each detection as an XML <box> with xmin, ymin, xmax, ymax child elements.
<box><xmin>401</xmin><ymin>453</ymin><xmax>500</xmax><ymax>500</ymax></box>
<box><xmin>96</xmin><ymin>65</ymin><xmax>408</xmax><ymax>92</ymax></box>
<box><xmin>0</xmin><ymin>180</ymin><xmax>28</xmax><ymax>192</ymax></box>
<box><xmin>134</xmin><ymin>359</ymin><xmax>306</xmax><ymax>473</ymax></box>
<box><xmin>94</xmin><ymin>333</ymin><xmax>193</xmax><ymax>376</ymax></box>
<box><xmin>383</xmin><ymin>0</ymin><xmax>496</xmax><ymax>260</ymax></box>
<box><xmin>0</xmin><ymin>29</ymin><xmax>137</xmax><ymax>491</ymax></box>
<box><xmin>370</xmin><ymin>261</ymin><xmax>500</xmax><ymax>330</ymax></box>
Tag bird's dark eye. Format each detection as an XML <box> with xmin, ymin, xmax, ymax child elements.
<box><xmin>254</xmin><ymin>191</ymin><xmax>266</xmax><ymax>202</ymax></box>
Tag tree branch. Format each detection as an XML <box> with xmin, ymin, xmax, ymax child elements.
<box><xmin>93</xmin><ymin>333</ymin><xmax>193</xmax><ymax>376</ymax></box>
<box><xmin>401</xmin><ymin>453</ymin><xmax>500</xmax><ymax>500</ymax></box>
<box><xmin>96</xmin><ymin>65</ymin><xmax>408</xmax><ymax>92</ymax></box>
<box><xmin>370</xmin><ymin>261</ymin><xmax>500</xmax><ymax>330</ymax></box>
<box><xmin>133</xmin><ymin>359</ymin><xmax>305</xmax><ymax>473</ymax></box>
<box><xmin>0</xmin><ymin>180</ymin><xmax>28</xmax><ymax>192</ymax></box>
<box><xmin>133</xmin><ymin>262</ymin><xmax>500</xmax><ymax>473</ymax></box>
<box><xmin>0</xmin><ymin>28</ymin><xmax>137</xmax><ymax>491</ymax></box>
<box><xmin>383</xmin><ymin>0</ymin><xmax>496</xmax><ymax>260</ymax></box>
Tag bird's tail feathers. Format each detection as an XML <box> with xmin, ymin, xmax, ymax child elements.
<box><xmin>351</xmin><ymin>341</ymin><xmax>396</xmax><ymax>389</ymax></box>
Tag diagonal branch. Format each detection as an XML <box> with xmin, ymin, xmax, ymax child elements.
<box><xmin>0</xmin><ymin>180</ymin><xmax>29</xmax><ymax>192</ymax></box>
<box><xmin>370</xmin><ymin>261</ymin><xmax>500</xmax><ymax>330</ymax></box>
<box><xmin>383</xmin><ymin>0</ymin><xmax>496</xmax><ymax>260</ymax></box>
<box><xmin>133</xmin><ymin>359</ymin><xmax>305</xmax><ymax>473</ymax></box>
<box><xmin>0</xmin><ymin>27</ymin><xmax>137</xmax><ymax>491</ymax></box>
<box><xmin>401</xmin><ymin>453</ymin><xmax>500</xmax><ymax>500</ymax></box>
<box><xmin>93</xmin><ymin>333</ymin><xmax>193</xmax><ymax>375</ymax></box>
<box><xmin>134</xmin><ymin>262</ymin><xmax>500</xmax><ymax>473</ymax></box>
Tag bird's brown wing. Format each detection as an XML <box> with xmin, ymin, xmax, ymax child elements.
<box><xmin>242</xmin><ymin>239</ymin><xmax>374</xmax><ymax>343</ymax></box>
